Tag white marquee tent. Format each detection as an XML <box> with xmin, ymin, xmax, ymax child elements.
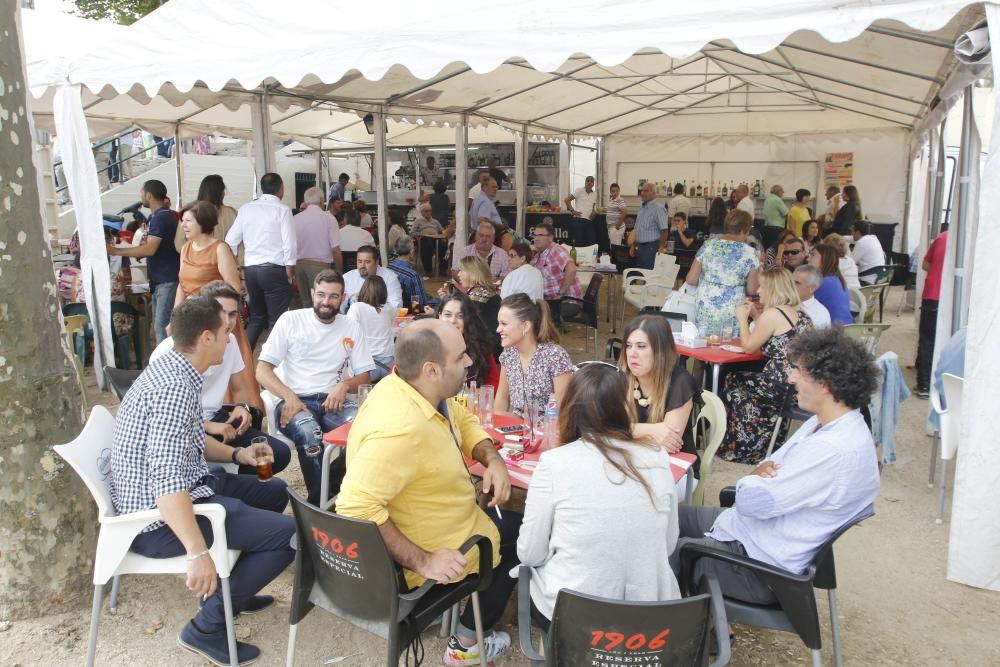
<box><xmin>20</xmin><ymin>0</ymin><xmax>999</xmax><ymax>591</ymax></box>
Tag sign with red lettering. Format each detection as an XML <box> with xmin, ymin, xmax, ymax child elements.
<box><xmin>312</xmin><ymin>527</ymin><xmax>366</xmax><ymax>579</ymax></box>
<box><xmin>585</xmin><ymin>628</ymin><xmax>671</xmax><ymax>666</ymax></box>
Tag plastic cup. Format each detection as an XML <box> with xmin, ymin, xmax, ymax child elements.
<box><xmin>397</xmin><ymin>307</ymin><xmax>410</xmax><ymax>318</ymax></box>
<box><xmin>357</xmin><ymin>384</ymin><xmax>372</xmax><ymax>405</ymax></box>
<box><xmin>478</xmin><ymin>385</ymin><xmax>494</xmax><ymax>427</ymax></box>
<box><xmin>251</xmin><ymin>436</ymin><xmax>272</xmax><ymax>482</ymax></box>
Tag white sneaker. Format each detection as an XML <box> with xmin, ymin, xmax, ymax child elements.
<box><xmin>442</xmin><ymin>630</ymin><xmax>511</xmax><ymax>666</ymax></box>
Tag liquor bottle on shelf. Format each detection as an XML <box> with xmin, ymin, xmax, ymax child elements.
<box><xmin>752</xmin><ymin>179</ymin><xmax>761</xmax><ymax>198</ymax></box>
<box><xmin>681</xmin><ymin>180</ymin><xmax>686</xmax><ymax>196</ymax></box>
<box><xmin>696</xmin><ymin>183</ymin><xmax>702</xmax><ymax>198</ymax></box>
<box><xmin>688</xmin><ymin>181</ymin><xmax>696</xmax><ymax>197</ymax></box>
<box><xmin>721</xmin><ymin>182</ymin><xmax>728</xmax><ymax>197</ymax></box>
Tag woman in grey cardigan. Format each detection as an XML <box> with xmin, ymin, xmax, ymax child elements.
<box><xmin>516</xmin><ymin>363</ymin><xmax>681</xmax><ymax>626</ymax></box>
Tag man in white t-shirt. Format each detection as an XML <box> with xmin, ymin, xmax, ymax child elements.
<box><xmin>150</xmin><ymin>281</ymin><xmax>292</xmax><ymax>475</ymax></box>
<box><xmin>256</xmin><ymin>270</ymin><xmax>375</xmax><ymax>505</ymax></box>
<box><xmin>341</xmin><ymin>245</ymin><xmax>403</xmax><ymax>313</ymax></box>
<box><xmin>793</xmin><ymin>265</ymin><xmax>831</xmax><ymax>329</ymax></box>
<box><xmin>735</xmin><ymin>184</ymin><xmax>756</xmax><ymax>218</ymax></box>
<box><xmin>668</xmin><ymin>182</ymin><xmax>691</xmax><ymax>219</ymax></box>
<box><xmin>850</xmin><ymin>221</ymin><xmax>885</xmax><ymax>285</ymax></box>
<box><xmin>335</xmin><ymin>209</ymin><xmax>375</xmax><ymax>252</ymax></box>
<box><xmin>564</xmin><ymin>176</ymin><xmax>598</xmax><ymax>246</ymax></box>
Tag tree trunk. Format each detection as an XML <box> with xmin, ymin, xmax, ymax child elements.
<box><xmin>0</xmin><ymin>4</ymin><xmax>97</xmax><ymax>618</ymax></box>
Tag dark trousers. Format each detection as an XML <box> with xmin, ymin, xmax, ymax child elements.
<box><xmin>916</xmin><ymin>298</ymin><xmax>939</xmax><ymax>390</ymax></box>
<box><xmin>572</xmin><ymin>217</ymin><xmax>596</xmax><ymax>246</ymax></box>
<box><xmin>244</xmin><ymin>264</ymin><xmax>292</xmax><ymax>350</ymax></box>
<box><xmin>419</xmin><ymin>237</ymin><xmax>448</xmax><ymax>276</ymax></box>
<box><xmin>451</xmin><ymin>510</ymin><xmax>522</xmax><ymax>634</ymax></box>
<box><xmin>131</xmin><ymin>473</ymin><xmax>296</xmax><ymax>633</ymax></box>
<box><xmin>207</xmin><ymin>407</ymin><xmax>292</xmax><ymax>475</ymax></box>
<box><xmin>637</xmin><ymin>241</ymin><xmax>658</xmax><ymax>270</ymax></box>
<box><xmin>669</xmin><ymin>505</ymin><xmax>776</xmax><ymax>605</ymax></box>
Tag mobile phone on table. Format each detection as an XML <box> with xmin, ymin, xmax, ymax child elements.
<box><xmin>495</xmin><ymin>424</ymin><xmax>528</xmax><ymax>433</ymax></box>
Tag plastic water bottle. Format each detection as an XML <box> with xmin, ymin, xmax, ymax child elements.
<box><xmin>543</xmin><ymin>393</ymin><xmax>559</xmax><ymax>450</ymax></box>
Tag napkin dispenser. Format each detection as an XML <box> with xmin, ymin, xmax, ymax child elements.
<box><xmin>674</xmin><ymin>321</ymin><xmax>706</xmax><ymax>348</ymax></box>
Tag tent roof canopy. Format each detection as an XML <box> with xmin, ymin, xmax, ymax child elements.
<box><xmin>25</xmin><ymin>1</ymin><xmax>984</xmax><ymax>143</ymax></box>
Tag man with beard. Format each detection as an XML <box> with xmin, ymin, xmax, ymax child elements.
<box><xmin>340</xmin><ymin>245</ymin><xmax>403</xmax><ymax>313</ymax></box>
<box><xmin>256</xmin><ymin>270</ymin><xmax>374</xmax><ymax>505</ymax></box>
<box><xmin>337</xmin><ymin>319</ymin><xmax>517</xmax><ymax>666</ymax></box>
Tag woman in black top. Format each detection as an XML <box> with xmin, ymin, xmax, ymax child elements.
<box><xmin>707</xmin><ymin>196</ymin><xmax>728</xmax><ymax>236</ymax></box>
<box><xmin>618</xmin><ymin>314</ymin><xmax>703</xmax><ymax>461</ymax></box>
<box><xmin>829</xmin><ymin>184</ymin><xmax>861</xmax><ymax>237</ymax></box>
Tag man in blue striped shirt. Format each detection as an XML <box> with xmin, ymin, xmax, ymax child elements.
<box><xmin>633</xmin><ymin>182</ymin><xmax>669</xmax><ymax>269</ymax></box>
<box><xmin>112</xmin><ymin>297</ymin><xmax>294</xmax><ymax>666</ymax></box>
<box><xmin>671</xmin><ymin>327</ymin><xmax>881</xmax><ymax>603</ymax></box>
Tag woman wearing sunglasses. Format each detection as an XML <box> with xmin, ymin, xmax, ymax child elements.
<box><xmin>516</xmin><ymin>362</ymin><xmax>680</xmax><ymax>628</ymax></box>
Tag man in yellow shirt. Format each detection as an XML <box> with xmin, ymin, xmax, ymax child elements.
<box><xmin>337</xmin><ymin>319</ymin><xmax>516</xmax><ymax>666</ymax></box>
<box><xmin>786</xmin><ymin>188</ymin><xmax>812</xmax><ymax>237</ymax></box>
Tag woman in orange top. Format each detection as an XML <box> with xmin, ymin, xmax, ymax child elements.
<box><xmin>176</xmin><ymin>200</ymin><xmax>262</xmax><ymax>408</ymax></box>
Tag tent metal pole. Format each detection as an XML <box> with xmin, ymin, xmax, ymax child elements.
<box><xmin>373</xmin><ymin>107</ymin><xmax>390</xmax><ymax>266</ymax></box>
<box><xmin>596</xmin><ymin>138</ymin><xmax>604</xmax><ymax>208</ymax></box>
<box><xmin>516</xmin><ymin>124</ymin><xmax>528</xmax><ymax>237</ymax></box>
<box><xmin>455</xmin><ymin>116</ymin><xmax>469</xmax><ymax>264</ymax></box>
<box><xmin>931</xmin><ymin>123</ymin><xmax>947</xmax><ymax>237</ymax></box>
<box><xmin>174</xmin><ymin>122</ymin><xmax>184</xmax><ymax>204</ymax></box>
<box><xmin>315</xmin><ymin>149</ymin><xmax>322</xmax><ymax>195</ymax></box>
<box><xmin>952</xmin><ymin>86</ymin><xmax>975</xmax><ymax>332</ymax></box>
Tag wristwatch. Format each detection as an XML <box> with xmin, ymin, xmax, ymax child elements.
<box><xmin>231</xmin><ymin>446</ymin><xmax>243</xmax><ymax>463</ymax></box>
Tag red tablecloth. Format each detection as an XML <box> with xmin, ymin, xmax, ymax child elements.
<box><xmin>323</xmin><ymin>413</ymin><xmax>696</xmax><ymax>491</ymax></box>
<box><xmin>675</xmin><ymin>342</ymin><xmax>764</xmax><ymax>365</ymax></box>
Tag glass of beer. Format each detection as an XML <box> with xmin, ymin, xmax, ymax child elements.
<box><xmin>398</xmin><ymin>307</ymin><xmax>410</xmax><ymax>318</ymax></box>
<box><xmin>411</xmin><ymin>295</ymin><xmax>420</xmax><ymax>314</ymax></box>
<box><xmin>251</xmin><ymin>436</ymin><xmax>272</xmax><ymax>482</ymax></box>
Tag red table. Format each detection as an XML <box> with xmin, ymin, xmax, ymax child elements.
<box><xmin>676</xmin><ymin>341</ymin><xmax>764</xmax><ymax>394</ymax></box>
<box><xmin>323</xmin><ymin>413</ymin><xmax>697</xmax><ymax>496</ymax></box>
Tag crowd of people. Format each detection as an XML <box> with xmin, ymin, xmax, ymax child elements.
<box><xmin>98</xmin><ymin>171</ymin><xmax>894</xmax><ymax>666</ymax></box>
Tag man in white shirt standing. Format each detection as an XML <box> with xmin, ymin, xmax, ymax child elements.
<box><xmin>564</xmin><ymin>175</ymin><xmax>598</xmax><ymax>246</ymax></box>
<box><xmin>226</xmin><ymin>173</ymin><xmax>296</xmax><ymax>350</ymax></box>
<box><xmin>670</xmin><ymin>327</ymin><xmax>880</xmax><ymax>603</ymax></box>
<box><xmin>256</xmin><ymin>270</ymin><xmax>374</xmax><ymax>505</ymax></box>
<box><xmin>735</xmin><ymin>183</ymin><xmax>756</xmax><ymax>219</ymax></box>
<box><xmin>150</xmin><ymin>281</ymin><xmax>291</xmax><ymax>474</ymax></box>
<box><xmin>605</xmin><ymin>182</ymin><xmax>629</xmax><ymax>247</ymax></box>
<box><xmin>293</xmin><ymin>187</ymin><xmax>343</xmax><ymax>307</ymax></box>
<box><xmin>792</xmin><ymin>265</ymin><xmax>831</xmax><ymax>329</ymax></box>
<box><xmin>668</xmin><ymin>182</ymin><xmax>691</xmax><ymax>219</ymax></box>
<box><xmin>851</xmin><ymin>221</ymin><xmax>885</xmax><ymax>285</ymax></box>
<box><xmin>341</xmin><ymin>245</ymin><xmax>403</xmax><ymax>313</ymax></box>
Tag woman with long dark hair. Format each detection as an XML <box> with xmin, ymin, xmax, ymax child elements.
<box><xmin>619</xmin><ymin>315</ymin><xmax>702</xmax><ymax>458</ymax></box>
<box><xmin>435</xmin><ymin>292</ymin><xmax>500</xmax><ymax>390</ymax></box>
<box><xmin>197</xmin><ymin>174</ymin><xmax>238</xmax><ymax>242</ymax></box>
<box><xmin>517</xmin><ymin>363</ymin><xmax>680</xmax><ymax>627</ymax></box>
<box><xmin>830</xmin><ymin>184</ymin><xmax>862</xmax><ymax>236</ymax></box>
<box><xmin>347</xmin><ymin>275</ymin><xmax>396</xmax><ymax>381</ymax></box>
<box><xmin>809</xmin><ymin>243</ymin><xmax>853</xmax><ymax>325</ymax></box>
<box><xmin>706</xmin><ymin>196</ymin><xmax>728</xmax><ymax>236</ymax></box>
<box><xmin>802</xmin><ymin>219</ymin><xmax>821</xmax><ymax>253</ymax></box>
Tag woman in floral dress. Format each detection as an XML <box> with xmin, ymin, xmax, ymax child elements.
<box><xmin>684</xmin><ymin>209</ymin><xmax>760</xmax><ymax>336</ymax></box>
<box><xmin>719</xmin><ymin>267</ymin><xmax>812</xmax><ymax>464</ymax></box>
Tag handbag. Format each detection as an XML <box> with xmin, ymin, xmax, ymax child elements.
<box><xmin>662</xmin><ymin>281</ymin><xmax>698</xmax><ymax>321</ymax></box>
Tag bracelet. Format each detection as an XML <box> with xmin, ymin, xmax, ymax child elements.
<box><xmin>231</xmin><ymin>446</ymin><xmax>242</xmax><ymax>463</ymax></box>
<box><xmin>186</xmin><ymin>549</ymin><xmax>210</xmax><ymax>562</ymax></box>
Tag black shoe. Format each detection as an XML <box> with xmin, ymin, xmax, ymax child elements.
<box><xmin>178</xmin><ymin>620</ymin><xmax>260</xmax><ymax>666</ymax></box>
<box><xmin>199</xmin><ymin>594</ymin><xmax>274</xmax><ymax>617</ymax></box>
<box><xmin>240</xmin><ymin>595</ymin><xmax>274</xmax><ymax>615</ymax></box>
<box><xmin>914</xmin><ymin>386</ymin><xmax>930</xmax><ymax>399</ymax></box>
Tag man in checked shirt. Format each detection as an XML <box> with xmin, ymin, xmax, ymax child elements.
<box><xmin>111</xmin><ymin>297</ymin><xmax>294</xmax><ymax>666</ymax></box>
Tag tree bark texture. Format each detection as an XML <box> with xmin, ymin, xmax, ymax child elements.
<box><xmin>0</xmin><ymin>5</ymin><xmax>97</xmax><ymax>619</ymax></box>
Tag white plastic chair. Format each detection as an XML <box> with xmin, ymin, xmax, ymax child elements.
<box><xmin>53</xmin><ymin>406</ymin><xmax>242</xmax><ymax>667</ymax></box>
<box><xmin>842</xmin><ymin>323</ymin><xmax>890</xmax><ymax>356</ymax></box>
<box><xmin>691</xmin><ymin>391</ymin><xmax>726</xmax><ymax>506</ymax></box>
<box><xmin>931</xmin><ymin>373</ymin><xmax>963</xmax><ymax>524</ymax></box>
<box><xmin>622</xmin><ymin>255</ymin><xmax>679</xmax><ymax>329</ymax></box>
<box><xmin>260</xmin><ymin>390</ymin><xmax>340</xmax><ymax>509</ymax></box>
<box><xmin>847</xmin><ymin>287</ymin><xmax>866</xmax><ymax>324</ymax></box>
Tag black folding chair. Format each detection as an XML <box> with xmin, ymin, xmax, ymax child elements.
<box><xmin>517</xmin><ymin>566</ymin><xmax>730</xmax><ymax>666</ymax></box>
<box><xmin>764</xmin><ymin>385</ymin><xmax>813</xmax><ymax>459</ymax></box>
<box><xmin>680</xmin><ymin>502</ymin><xmax>875</xmax><ymax>667</ymax></box>
<box><xmin>285</xmin><ymin>490</ymin><xmax>494</xmax><ymax>666</ymax></box>
<box><xmin>561</xmin><ymin>273</ymin><xmax>603</xmax><ymax>359</ymax></box>
<box><xmin>102</xmin><ymin>366</ymin><xmax>141</xmax><ymax>400</ymax></box>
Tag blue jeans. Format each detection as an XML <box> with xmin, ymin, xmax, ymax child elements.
<box><xmin>370</xmin><ymin>355</ymin><xmax>394</xmax><ymax>382</ymax></box>
<box><xmin>276</xmin><ymin>393</ymin><xmax>358</xmax><ymax>505</ymax></box>
<box><xmin>150</xmin><ymin>281</ymin><xmax>178</xmax><ymax>344</ymax></box>
<box><xmin>636</xmin><ymin>242</ymin><xmax>658</xmax><ymax>270</ymax></box>
<box><xmin>131</xmin><ymin>472</ymin><xmax>295</xmax><ymax>633</ymax></box>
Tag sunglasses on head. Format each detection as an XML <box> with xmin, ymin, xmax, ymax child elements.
<box><xmin>571</xmin><ymin>360</ymin><xmax>622</xmax><ymax>373</ymax></box>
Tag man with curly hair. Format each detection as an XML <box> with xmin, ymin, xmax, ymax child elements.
<box><xmin>670</xmin><ymin>327</ymin><xmax>880</xmax><ymax>602</ymax></box>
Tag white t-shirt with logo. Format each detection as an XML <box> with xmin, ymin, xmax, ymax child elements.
<box><xmin>150</xmin><ymin>333</ymin><xmax>243</xmax><ymax>420</ymax></box>
<box><xmin>259</xmin><ymin>309</ymin><xmax>375</xmax><ymax>395</ymax></box>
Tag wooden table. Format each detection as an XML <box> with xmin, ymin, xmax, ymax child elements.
<box><xmin>676</xmin><ymin>342</ymin><xmax>764</xmax><ymax>394</ymax></box>
<box><xmin>323</xmin><ymin>412</ymin><xmax>698</xmax><ymax>498</ymax></box>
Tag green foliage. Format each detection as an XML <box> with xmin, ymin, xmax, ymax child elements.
<box><xmin>73</xmin><ymin>0</ymin><xmax>166</xmax><ymax>25</ymax></box>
